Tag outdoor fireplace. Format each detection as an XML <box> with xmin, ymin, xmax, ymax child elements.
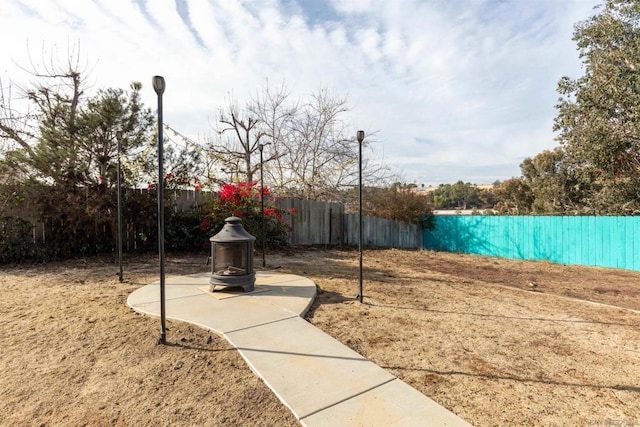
<box><xmin>209</xmin><ymin>216</ymin><xmax>256</xmax><ymax>292</ymax></box>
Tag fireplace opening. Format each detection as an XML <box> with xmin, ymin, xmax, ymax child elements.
<box><xmin>209</xmin><ymin>217</ymin><xmax>256</xmax><ymax>292</ymax></box>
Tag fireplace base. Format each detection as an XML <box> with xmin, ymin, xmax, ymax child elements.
<box><xmin>210</xmin><ymin>272</ymin><xmax>256</xmax><ymax>293</ymax></box>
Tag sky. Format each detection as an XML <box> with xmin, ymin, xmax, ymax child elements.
<box><xmin>1</xmin><ymin>0</ymin><xmax>602</xmax><ymax>185</ymax></box>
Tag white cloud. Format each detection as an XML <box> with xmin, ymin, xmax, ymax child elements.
<box><xmin>1</xmin><ymin>0</ymin><xmax>601</xmax><ymax>185</ymax></box>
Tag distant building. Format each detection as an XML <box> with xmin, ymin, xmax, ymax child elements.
<box><xmin>433</xmin><ymin>209</ymin><xmax>497</xmax><ymax>216</ymax></box>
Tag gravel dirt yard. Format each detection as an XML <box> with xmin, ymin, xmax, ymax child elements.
<box><xmin>1</xmin><ymin>248</ymin><xmax>639</xmax><ymax>426</ymax></box>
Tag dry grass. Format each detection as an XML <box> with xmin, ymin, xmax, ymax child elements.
<box><xmin>0</xmin><ymin>256</ymin><xmax>298</xmax><ymax>427</ymax></box>
<box><xmin>272</xmin><ymin>248</ymin><xmax>640</xmax><ymax>426</ymax></box>
<box><xmin>1</xmin><ymin>249</ymin><xmax>639</xmax><ymax>426</ymax></box>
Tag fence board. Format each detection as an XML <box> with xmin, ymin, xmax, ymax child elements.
<box><xmin>423</xmin><ymin>215</ymin><xmax>640</xmax><ymax>272</ymax></box>
<box><xmin>627</xmin><ymin>218</ymin><xmax>636</xmax><ymax>270</ymax></box>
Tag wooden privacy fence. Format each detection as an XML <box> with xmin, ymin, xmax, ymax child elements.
<box><xmin>138</xmin><ymin>190</ymin><xmax>421</xmax><ymax>249</ymax></box>
<box><xmin>274</xmin><ymin>198</ymin><xmax>422</xmax><ymax>248</ymax></box>
<box><xmin>274</xmin><ymin>199</ymin><xmax>344</xmax><ymax>246</ymax></box>
<box><xmin>2</xmin><ymin>188</ymin><xmax>210</xmax><ymax>254</ymax></box>
<box><xmin>3</xmin><ymin>188</ymin><xmax>210</xmax><ymax>225</ymax></box>
<box><xmin>344</xmin><ymin>214</ymin><xmax>423</xmax><ymax>248</ymax></box>
<box><xmin>423</xmin><ymin>215</ymin><xmax>640</xmax><ymax>271</ymax></box>
<box><xmin>3</xmin><ymin>188</ymin><xmax>421</xmax><ymax>251</ymax></box>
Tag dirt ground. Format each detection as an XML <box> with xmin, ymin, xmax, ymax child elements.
<box><xmin>1</xmin><ymin>248</ymin><xmax>639</xmax><ymax>426</ymax></box>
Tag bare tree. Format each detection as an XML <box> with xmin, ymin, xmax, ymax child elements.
<box><xmin>250</xmin><ymin>80</ymin><xmax>296</xmax><ymax>187</ymax></box>
<box><xmin>0</xmin><ymin>79</ymin><xmax>35</xmax><ymax>156</ymax></box>
<box><xmin>276</xmin><ymin>88</ymin><xmax>351</xmax><ymax>199</ymax></box>
<box><xmin>206</xmin><ymin>82</ymin><xmax>392</xmax><ymax>200</ymax></box>
<box><xmin>0</xmin><ymin>47</ymin><xmax>86</xmax><ymax>184</ymax></box>
<box><xmin>207</xmin><ymin>95</ymin><xmax>266</xmax><ymax>183</ymax></box>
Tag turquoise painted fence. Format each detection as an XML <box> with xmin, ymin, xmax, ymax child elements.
<box><xmin>423</xmin><ymin>216</ymin><xmax>640</xmax><ymax>271</ymax></box>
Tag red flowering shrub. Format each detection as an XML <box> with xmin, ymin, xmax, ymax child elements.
<box><xmin>202</xmin><ymin>181</ymin><xmax>292</xmax><ymax>248</ymax></box>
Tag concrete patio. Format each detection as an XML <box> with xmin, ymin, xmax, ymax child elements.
<box><xmin>127</xmin><ymin>271</ymin><xmax>471</xmax><ymax>426</ymax></box>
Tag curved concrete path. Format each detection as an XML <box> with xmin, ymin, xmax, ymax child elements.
<box><xmin>127</xmin><ymin>272</ymin><xmax>471</xmax><ymax>426</ymax></box>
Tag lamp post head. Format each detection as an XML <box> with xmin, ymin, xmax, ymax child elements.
<box><xmin>152</xmin><ymin>76</ymin><xmax>166</xmax><ymax>95</ymax></box>
<box><xmin>356</xmin><ymin>130</ymin><xmax>365</xmax><ymax>143</ymax></box>
<box><xmin>259</xmin><ymin>141</ymin><xmax>271</xmax><ymax>151</ymax></box>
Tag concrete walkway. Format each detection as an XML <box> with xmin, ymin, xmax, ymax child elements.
<box><xmin>127</xmin><ymin>272</ymin><xmax>471</xmax><ymax>426</ymax></box>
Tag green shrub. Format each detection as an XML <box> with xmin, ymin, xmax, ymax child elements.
<box><xmin>0</xmin><ymin>217</ymin><xmax>40</xmax><ymax>263</ymax></box>
<box><xmin>166</xmin><ymin>208</ymin><xmax>209</xmax><ymax>252</ymax></box>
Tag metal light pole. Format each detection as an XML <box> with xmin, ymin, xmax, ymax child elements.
<box><xmin>356</xmin><ymin>130</ymin><xmax>364</xmax><ymax>303</ymax></box>
<box><xmin>153</xmin><ymin>75</ymin><xmax>167</xmax><ymax>345</ymax></box>
<box><xmin>258</xmin><ymin>143</ymin><xmax>267</xmax><ymax>268</ymax></box>
<box><xmin>117</xmin><ymin>140</ymin><xmax>123</xmax><ymax>282</ymax></box>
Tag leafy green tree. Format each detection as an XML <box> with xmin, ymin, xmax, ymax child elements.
<box><xmin>554</xmin><ymin>0</ymin><xmax>640</xmax><ymax>214</ymax></box>
<box><xmin>429</xmin><ymin>181</ymin><xmax>482</xmax><ymax>210</ymax></box>
<box><xmin>492</xmin><ymin>178</ymin><xmax>533</xmax><ymax>214</ymax></box>
<box><xmin>357</xmin><ymin>183</ymin><xmax>432</xmax><ymax>225</ymax></box>
<box><xmin>519</xmin><ymin>148</ymin><xmax>587</xmax><ymax>213</ymax></box>
<box><xmin>80</xmin><ymin>83</ymin><xmax>155</xmax><ymax>187</ymax></box>
<box><xmin>477</xmin><ymin>186</ymin><xmax>498</xmax><ymax>210</ymax></box>
<box><xmin>2</xmin><ymin>77</ymin><xmax>153</xmax><ymax>188</ymax></box>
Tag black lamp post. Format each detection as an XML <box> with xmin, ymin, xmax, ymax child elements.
<box><xmin>117</xmin><ymin>140</ymin><xmax>123</xmax><ymax>282</ymax></box>
<box><xmin>258</xmin><ymin>143</ymin><xmax>269</xmax><ymax>268</ymax></box>
<box><xmin>356</xmin><ymin>130</ymin><xmax>364</xmax><ymax>303</ymax></box>
<box><xmin>152</xmin><ymin>75</ymin><xmax>167</xmax><ymax>345</ymax></box>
